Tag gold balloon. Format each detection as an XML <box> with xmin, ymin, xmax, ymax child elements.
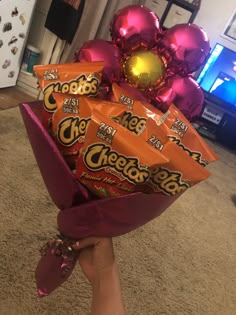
<box><xmin>123</xmin><ymin>50</ymin><xmax>166</xmax><ymax>89</ymax></box>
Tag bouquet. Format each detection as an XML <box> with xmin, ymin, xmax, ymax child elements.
<box><xmin>20</xmin><ymin>5</ymin><xmax>218</xmax><ymax>297</ymax></box>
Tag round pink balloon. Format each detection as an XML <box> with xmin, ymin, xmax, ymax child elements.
<box><xmin>159</xmin><ymin>24</ymin><xmax>210</xmax><ymax>75</ymax></box>
<box><xmin>110</xmin><ymin>5</ymin><xmax>161</xmax><ymax>54</ymax></box>
<box><xmin>167</xmin><ymin>75</ymin><xmax>204</xmax><ymax>121</ymax></box>
<box><xmin>75</xmin><ymin>39</ymin><xmax>122</xmax><ymax>85</ymax></box>
<box><xmin>150</xmin><ymin>86</ymin><xmax>176</xmax><ymax>112</ymax></box>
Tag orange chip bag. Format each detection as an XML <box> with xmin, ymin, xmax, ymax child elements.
<box><xmin>112</xmin><ymin>83</ymin><xmax>162</xmax><ymax>135</ymax></box>
<box><xmin>51</xmin><ymin>93</ymin><xmax>128</xmax><ymax>169</ymax></box>
<box><xmin>140</xmin><ymin>117</ymin><xmax>210</xmax><ymax>195</ymax></box>
<box><xmin>33</xmin><ymin>62</ymin><xmax>104</xmax><ymax>131</ymax></box>
<box><xmin>112</xmin><ymin>83</ymin><xmax>211</xmax><ymax>193</ymax></box>
<box><xmin>158</xmin><ymin>104</ymin><xmax>218</xmax><ymax>166</ymax></box>
<box><xmin>112</xmin><ymin>83</ymin><xmax>218</xmax><ymax>166</ymax></box>
<box><xmin>112</xmin><ymin>82</ymin><xmax>163</xmax><ymax>116</ymax></box>
<box><xmin>76</xmin><ymin>110</ymin><xmax>169</xmax><ymax>198</ymax></box>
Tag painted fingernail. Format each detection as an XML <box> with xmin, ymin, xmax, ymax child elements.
<box><xmin>73</xmin><ymin>241</ymin><xmax>80</xmax><ymax>249</ymax></box>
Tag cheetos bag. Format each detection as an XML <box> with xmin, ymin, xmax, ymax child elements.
<box><xmin>34</xmin><ymin>62</ymin><xmax>104</xmax><ymax>132</ymax></box>
<box><xmin>51</xmin><ymin>93</ymin><xmax>127</xmax><ymax>169</ymax></box>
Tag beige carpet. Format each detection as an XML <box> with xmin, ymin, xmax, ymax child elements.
<box><xmin>0</xmin><ymin>106</ymin><xmax>236</xmax><ymax>315</ymax></box>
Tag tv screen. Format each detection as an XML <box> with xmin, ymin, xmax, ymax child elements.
<box><xmin>196</xmin><ymin>43</ymin><xmax>236</xmax><ymax>108</ymax></box>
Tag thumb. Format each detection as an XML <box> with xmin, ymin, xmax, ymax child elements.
<box><xmin>72</xmin><ymin>237</ymin><xmax>100</xmax><ymax>251</ymax></box>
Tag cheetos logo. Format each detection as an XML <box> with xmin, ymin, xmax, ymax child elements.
<box><xmin>150</xmin><ymin>167</ymin><xmax>190</xmax><ymax>195</ymax></box>
<box><xmin>83</xmin><ymin>143</ymin><xmax>150</xmax><ymax>185</ymax></box>
<box><xmin>43</xmin><ymin>74</ymin><xmax>99</xmax><ymax>112</ymax></box>
<box><xmin>168</xmin><ymin>136</ymin><xmax>208</xmax><ymax>166</ymax></box>
<box><xmin>57</xmin><ymin>116</ymin><xmax>90</xmax><ymax>146</ymax></box>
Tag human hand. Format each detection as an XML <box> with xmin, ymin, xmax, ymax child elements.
<box><xmin>73</xmin><ymin>237</ymin><xmax>125</xmax><ymax>315</ymax></box>
<box><xmin>72</xmin><ymin>237</ymin><xmax>115</xmax><ymax>285</ymax></box>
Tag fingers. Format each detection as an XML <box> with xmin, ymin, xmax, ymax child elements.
<box><xmin>72</xmin><ymin>237</ymin><xmax>100</xmax><ymax>251</ymax></box>
<box><xmin>72</xmin><ymin>237</ymin><xmax>113</xmax><ymax>251</ymax></box>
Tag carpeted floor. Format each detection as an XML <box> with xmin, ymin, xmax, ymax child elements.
<box><xmin>0</xmin><ymin>106</ymin><xmax>236</xmax><ymax>315</ymax></box>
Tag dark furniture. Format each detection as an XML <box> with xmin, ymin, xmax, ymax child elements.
<box><xmin>160</xmin><ymin>0</ymin><xmax>201</xmax><ymax>28</ymax></box>
<box><xmin>196</xmin><ymin>97</ymin><xmax>236</xmax><ymax>150</ymax></box>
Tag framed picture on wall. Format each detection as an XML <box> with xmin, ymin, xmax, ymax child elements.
<box><xmin>222</xmin><ymin>10</ymin><xmax>236</xmax><ymax>43</ymax></box>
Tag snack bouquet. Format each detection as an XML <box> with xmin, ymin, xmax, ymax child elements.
<box><xmin>20</xmin><ymin>5</ymin><xmax>218</xmax><ymax>297</ymax></box>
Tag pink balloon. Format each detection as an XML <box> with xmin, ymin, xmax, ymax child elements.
<box><xmin>150</xmin><ymin>86</ymin><xmax>176</xmax><ymax>112</ymax></box>
<box><xmin>110</xmin><ymin>5</ymin><xmax>161</xmax><ymax>54</ymax></box>
<box><xmin>75</xmin><ymin>39</ymin><xmax>122</xmax><ymax>85</ymax></box>
<box><xmin>167</xmin><ymin>75</ymin><xmax>204</xmax><ymax>121</ymax></box>
<box><xmin>158</xmin><ymin>24</ymin><xmax>210</xmax><ymax>76</ymax></box>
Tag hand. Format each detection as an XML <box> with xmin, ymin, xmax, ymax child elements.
<box><xmin>72</xmin><ymin>237</ymin><xmax>115</xmax><ymax>285</ymax></box>
<box><xmin>73</xmin><ymin>237</ymin><xmax>125</xmax><ymax>315</ymax></box>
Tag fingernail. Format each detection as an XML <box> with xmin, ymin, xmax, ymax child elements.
<box><xmin>73</xmin><ymin>241</ymin><xmax>80</xmax><ymax>250</ymax></box>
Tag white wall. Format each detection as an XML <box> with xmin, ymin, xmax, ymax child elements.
<box><xmin>194</xmin><ymin>0</ymin><xmax>236</xmax><ymax>51</ymax></box>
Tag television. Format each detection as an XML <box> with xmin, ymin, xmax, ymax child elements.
<box><xmin>196</xmin><ymin>43</ymin><xmax>236</xmax><ymax>114</ymax></box>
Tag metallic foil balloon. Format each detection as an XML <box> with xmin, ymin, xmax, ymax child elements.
<box><xmin>73</xmin><ymin>6</ymin><xmax>210</xmax><ymax>119</ymax></box>
<box><xmin>150</xmin><ymin>86</ymin><xmax>176</xmax><ymax>112</ymax></box>
<box><xmin>123</xmin><ymin>50</ymin><xmax>166</xmax><ymax>89</ymax></box>
<box><xmin>167</xmin><ymin>75</ymin><xmax>204</xmax><ymax>121</ymax></box>
<box><xmin>110</xmin><ymin>5</ymin><xmax>161</xmax><ymax>54</ymax></box>
<box><xmin>159</xmin><ymin>24</ymin><xmax>211</xmax><ymax>76</ymax></box>
<box><xmin>75</xmin><ymin>39</ymin><xmax>122</xmax><ymax>85</ymax></box>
